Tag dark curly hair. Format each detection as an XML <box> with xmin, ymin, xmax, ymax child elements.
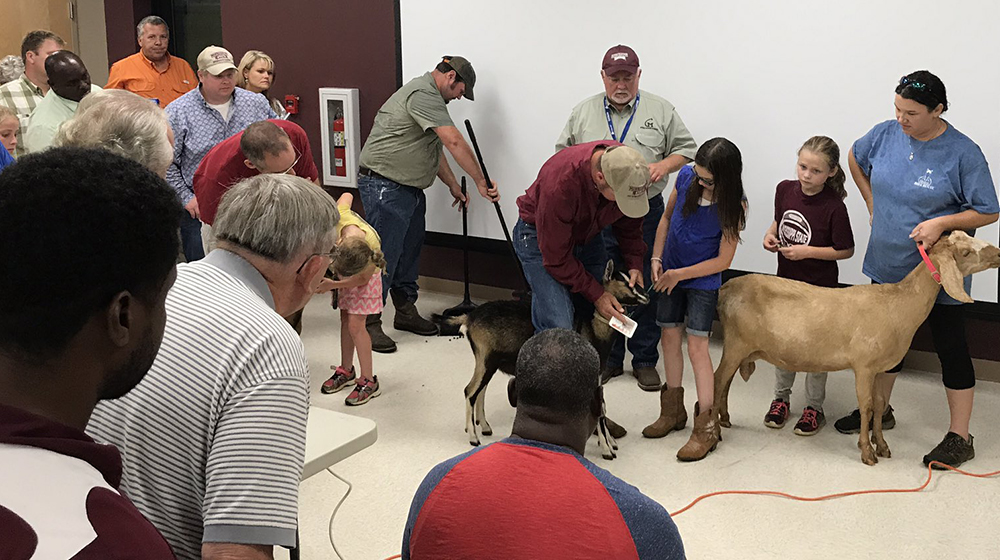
<box><xmin>0</xmin><ymin>148</ymin><xmax>181</xmax><ymax>358</ymax></box>
<box><xmin>895</xmin><ymin>70</ymin><xmax>948</xmax><ymax>113</ymax></box>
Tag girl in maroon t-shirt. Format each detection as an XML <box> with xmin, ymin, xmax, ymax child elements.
<box><xmin>761</xmin><ymin>136</ymin><xmax>855</xmax><ymax>435</ymax></box>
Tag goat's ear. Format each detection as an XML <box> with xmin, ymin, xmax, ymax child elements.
<box><xmin>937</xmin><ymin>250</ymin><xmax>973</xmax><ymax>303</ymax></box>
<box><xmin>604</xmin><ymin>260</ymin><xmax>614</xmax><ymax>283</ymax></box>
<box><xmin>507</xmin><ymin>377</ymin><xmax>517</xmax><ymax>407</ymax></box>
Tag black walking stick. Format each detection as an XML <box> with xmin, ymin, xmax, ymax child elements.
<box><xmin>464</xmin><ymin>119</ymin><xmax>529</xmax><ymax>295</ymax></box>
<box><xmin>442</xmin><ymin>177</ymin><xmax>477</xmax><ymax>317</ymax></box>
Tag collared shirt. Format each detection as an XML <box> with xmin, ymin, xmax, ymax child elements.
<box><xmin>105</xmin><ymin>52</ymin><xmax>197</xmax><ymax>107</ymax></box>
<box><xmin>24</xmin><ymin>85</ymin><xmax>102</xmax><ymax>154</ymax></box>
<box><xmin>0</xmin><ymin>74</ymin><xmax>45</xmax><ymax>158</ymax></box>
<box><xmin>87</xmin><ymin>249</ymin><xmax>309</xmax><ymax>560</ymax></box>
<box><xmin>359</xmin><ymin>72</ymin><xmax>454</xmax><ymax>188</ymax></box>
<box><xmin>192</xmin><ymin>119</ymin><xmax>319</xmax><ymax>225</ymax></box>
<box><xmin>0</xmin><ymin>404</ymin><xmax>176</xmax><ymax>559</ymax></box>
<box><xmin>517</xmin><ymin>140</ymin><xmax>646</xmax><ymax>303</ymax></box>
<box><xmin>403</xmin><ymin>437</ymin><xmax>685</xmax><ymax>560</ymax></box>
<box><xmin>556</xmin><ymin>90</ymin><xmax>698</xmax><ymax>198</ymax></box>
<box><xmin>165</xmin><ymin>86</ymin><xmax>277</xmax><ymax>204</ymax></box>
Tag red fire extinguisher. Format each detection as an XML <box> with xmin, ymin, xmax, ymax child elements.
<box><xmin>332</xmin><ymin>116</ymin><xmax>346</xmax><ymax>177</ymax></box>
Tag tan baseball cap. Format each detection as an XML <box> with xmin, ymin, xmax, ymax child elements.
<box><xmin>197</xmin><ymin>46</ymin><xmax>237</xmax><ymax>75</ymax></box>
<box><xmin>602</xmin><ymin>146</ymin><xmax>650</xmax><ymax>218</ymax></box>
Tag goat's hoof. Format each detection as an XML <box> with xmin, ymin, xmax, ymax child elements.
<box><xmin>860</xmin><ymin>448</ymin><xmax>877</xmax><ymax>466</ymax></box>
<box><xmin>480</xmin><ymin>426</ymin><xmax>493</xmax><ymax>436</ymax></box>
<box><xmin>468</xmin><ymin>436</ymin><xmax>481</xmax><ymax>447</ymax></box>
<box><xmin>876</xmin><ymin>443</ymin><xmax>891</xmax><ymax>458</ymax></box>
<box><xmin>719</xmin><ymin>417</ymin><xmax>732</xmax><ymax>429</ymax></box>
<box><xmin>602</xmin><ymin>450</ymin><xmax>617</xmax><ymax>460</ymax></box>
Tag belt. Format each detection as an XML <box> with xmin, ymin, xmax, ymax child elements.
<box><xmin>358</xmin><ymin>167</ymin><xmax>386</xmax><ymax>179</ymax></box>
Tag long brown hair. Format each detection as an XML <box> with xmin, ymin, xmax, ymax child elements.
<box><xmin>681</xmin><ymin>137</ymin><xmax>746</xmax><ymax>241</ymax></box>
<box><xmin>799</xmin><ymin>136</ymin><xmax>847</xmax><ymax>199</ymax></box>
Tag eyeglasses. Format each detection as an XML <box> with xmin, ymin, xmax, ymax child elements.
<box><xmin>696</xmin><ymin>174</ymin><xmax>715</xmax><ymax>187</ymax></box>
<box><xmin>295</xmin><ymin>251</ymin><xmax>336</xmax><ymax>274</ymax></box>
<box><xmin>898</xmin><ymin>76</ymin><xmax>927</xmax><ymax>90</ymax></box>
<box><xmin>278</xmin><ymin>145</ymin><xmax>302</xmax><ymax>175</ymax></box>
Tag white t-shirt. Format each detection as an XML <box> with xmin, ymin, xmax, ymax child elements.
<box><xmin>207</xmin><ymin>99</ymin><xmax>231</xmax><ymax>121</ymax></box>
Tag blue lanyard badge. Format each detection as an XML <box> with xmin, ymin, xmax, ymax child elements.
<box><xmin>604</xmin><ymin>92</ymin><xmax>640</xmax><ymax>143</ymax></box>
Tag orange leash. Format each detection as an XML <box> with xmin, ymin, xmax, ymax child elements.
<box><xmin>669</xmin><ymin>461</ymin><xmax>1000</xmax><ymax>517</ymax></box>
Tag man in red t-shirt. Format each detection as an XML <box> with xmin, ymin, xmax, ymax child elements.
<box><xmin>0</xmin><ymin>149</ymin><xmax>180</xmax><ymax>559</ymax></box>
<box><xmin>193</xmin><ymin>119</ymin><xmax>319</xmax><ymax>226</ymax></box>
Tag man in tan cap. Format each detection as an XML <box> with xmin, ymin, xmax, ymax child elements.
<box><xmin>165</xmin><ymin>45</ymin><xmax>276</xmax><ymax>264</ymax></box>
<box><xmin>557</xmin><ymin>45</ymin><xmax>697</xmax><ymax>391</ymax></box>
<box><xmin>357</xmin><ymin>56</ymin><xmax>498</xmax><ymax>352</ymax></box>
<box><xmin>514</xmin><ymin>141</ymin><xmax>649</xmax><ymax>332</ymax></box>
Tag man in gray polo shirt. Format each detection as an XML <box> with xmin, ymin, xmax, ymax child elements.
<box><xmin>557</xmin><ymin>44</ymin><xmax>697</xmax><ymax>393</ymax></box>
<box><xmin>358</xmin><ymin>55</ymin><xmax>498</xmax><ymax>353</ymax></box>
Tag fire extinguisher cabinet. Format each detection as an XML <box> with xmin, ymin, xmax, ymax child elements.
<box><xmin>318</xmin><ymin>87</ymin><xmax>361</xmax><ymax>188</ymax></box>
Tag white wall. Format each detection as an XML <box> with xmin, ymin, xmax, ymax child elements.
<box><xmin>401</xmin><ymin>0</ymin><xmax>1000</xmax><ymax>302</ymax></box>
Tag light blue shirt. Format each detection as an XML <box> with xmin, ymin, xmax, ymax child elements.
<box><xmin>853</xmin><ymin>119</ymin><xmax>999</xmax><ymax>303</ymax></box>
<box><xmin>165</xmin><ymin>86</ymin><xmax>276</xmax><ymax>204</ymax></box>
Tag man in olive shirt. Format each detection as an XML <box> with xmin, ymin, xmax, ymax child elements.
<box><xmin>358</xmin><ymin>56</ymin><xmax>497</xmax><ymax>353</ymax></box>
<box><xmin>556</xmin><ymin>45</ymin><xmax>697</xmax><ymax>392</ymax></box>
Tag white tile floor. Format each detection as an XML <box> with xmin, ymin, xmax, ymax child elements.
<box><xmin>287</xmin><ymin>290</ymin><xmax>1000</xmax><ymax>560</ymax></box>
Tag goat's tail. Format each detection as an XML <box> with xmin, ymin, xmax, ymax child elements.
<box><xmin>431</xmin><ymin>313</ymin><xmax>468</xmax><ymax>337</ymax></box>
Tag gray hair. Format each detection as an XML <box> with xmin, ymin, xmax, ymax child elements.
<box><xmin>53</xmin><ymin>89</ymin><xmax>174</xmax><ymax>177</ymax></box>
<box><xmin>137</xmin><ymin>16</ymin><xmax>169</xmax><ymax>39</ymax></box>
<box><xmin>214</xmin><ymin>174</ymin><xmax>339</xmax><ymax>264</ymax></box>
<box><xmin>515</xmin><ymin>329</ymin><xmax>600</xmax><ymax>418</ymax></box>
<box><xmin>0</xmin><ymin>55</ymin><xmax>24</xmax><ymax>84</ymax></box>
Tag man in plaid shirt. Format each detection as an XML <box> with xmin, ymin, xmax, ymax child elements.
<box><xmin>0</xmin><ymin>30</ymin><xmax>65</xmax><ymax>159</ymax></box>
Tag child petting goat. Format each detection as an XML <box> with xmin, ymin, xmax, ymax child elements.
<box><xmin>711</xmin><ymin>231</ymin><xmax>1000</xmax><ymax>465</ymax></box>
<box><xmin>440</xmin><ymin>261</ymin><xmax>649</xmax><ymax>460</ymax></box>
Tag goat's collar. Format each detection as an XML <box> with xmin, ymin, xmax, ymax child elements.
<box><xmin>917</xmin><ymin>243</ymin><xmax>942</xmax><ymax>284</ymax></box>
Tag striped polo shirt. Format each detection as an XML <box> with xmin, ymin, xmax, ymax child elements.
<box><xmin>86</xmin><ymin>249</ymin><xmax>309</xmax><ymax>560</ymax></box>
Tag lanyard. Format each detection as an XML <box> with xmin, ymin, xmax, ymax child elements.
<box><xmin>604</xmin><ymin>92</ymin><xmax>640</xmax><ymax>144</ymax></box>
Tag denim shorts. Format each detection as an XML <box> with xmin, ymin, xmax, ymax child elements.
<box><xmin>656</xmin><ymin>287</ymin><xmax>718</xmax><ymax>337</ymax></box>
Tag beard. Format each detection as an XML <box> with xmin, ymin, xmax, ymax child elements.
<box><xmin>97</xmin><ymin>324</ymin><xmax>162</xmax><ymax>401</ymax></box>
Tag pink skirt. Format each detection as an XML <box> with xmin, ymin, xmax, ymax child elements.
<box><xmin>337</xmin><ymin>272</ymin><xmax>383</xmax><ymax>315</ymax></box>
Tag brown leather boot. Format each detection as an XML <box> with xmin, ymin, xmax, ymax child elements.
<box><xmin>642</xmin><ymin>386</ymin><xmax>687</xmax><ymax>438</ymax></box>
<box><xmin>676</xmin><ymin>403</ymin><xmax>720</xmax><ymax>462</ymax></box>
<box><xmin>366</xmin><ymin>313</ymin><xmax>397</xmax><ymax>353</ymax></box>
<box><xmin>390</xmin><ymin>291</ymin><xmax>438</xmax><ymax>336</ymax></box>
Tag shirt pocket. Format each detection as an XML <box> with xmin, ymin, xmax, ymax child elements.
<box><xmin>130</xmin><ymin>78</ymin><xmax>157</xmax><ymax>94</ymax></box>
<box><xmin>634</xmin><ymin>129</ymin><xmax>664</xmax><ymax>158</ymax></box>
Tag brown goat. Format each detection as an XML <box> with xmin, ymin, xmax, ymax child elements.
<box><xmin>712</xmin><ymin>231</ymin><xmax>1000</xmax><ymax>465</ymax></box>
<box><xmin>443</xmin><ymin>260</ymin><xmax>650</xmax><ymax>460</ymax></box>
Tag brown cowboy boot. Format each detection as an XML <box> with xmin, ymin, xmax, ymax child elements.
<box><xmin>366</xmin><ymin>313</ymin><xmax>397</xmax><ymax>353</ymax></box>
<box><xmin>642</xmin><ymin>386</ymin><xmax>687</xmax><ymax>438</ymax></box>
<box><xmin>676</xmin><ymin>403</ymin><xmax>720</xmax><ymax>462</ymax></box>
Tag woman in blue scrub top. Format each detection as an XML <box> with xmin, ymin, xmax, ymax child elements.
<box><xmin>836</xmin><ymin>70</ymin><xmax>999</xmax><ymax>469</ymax></box>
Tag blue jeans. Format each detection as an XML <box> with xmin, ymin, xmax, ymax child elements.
<box><xmin>358</xmin><ymin>174</ymin><xmax>426</xmax><ymax>304</ymax></box>
<box><xmin>656</xmin><ymin>287</ymin><xmax>719</xmax><ymax>337</ymax></box>
<box><xmin>180</xmin><ymin>210</ymin><xmax>205</xmax><ymax>262</ymax></box>
<box><xmin>512</xmin><ymin>219</ymin><xmax>607</xmax><ymax>332</ymax></box>
<box><xmin>604</xmin><ymin>193</ymin><xmax>663</xmax><ymax>369</ymax></box>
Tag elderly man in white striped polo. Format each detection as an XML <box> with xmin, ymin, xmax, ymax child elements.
<box><xmin>88</xmin><ymin>174</ymin><xmax>339</xmax><ymax>560</ymax></box>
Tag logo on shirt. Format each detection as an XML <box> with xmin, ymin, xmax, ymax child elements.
<box><xmin>642</xmin><ymin>118</ymin><xmax>656</xmax><ymax>129</ymax></box>
<box><xmin>914</xmin><ymin>168</ymin><xmax>934</xmax><ymax>190</ymax></box>
<box><xmin>778</xmin><ymin>210</ymin><xmax>811</xmax><ymax>247</ymax></box>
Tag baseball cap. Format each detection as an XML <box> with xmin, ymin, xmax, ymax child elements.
<box><xmin>602</xmin><ymin>45</ymin><xmax>639</xmax><ymax>75</ymax></box>
<box><xmin>442</xmin><ymin>55</ymin><xmax>476</xmax><ymax>101</ymax></box>
<box><xmin>197</xmin><ymin>46</ymin><xmax>237</xmax><ymax>76</ymax></box>
<box><xmin>602</xmin><ymin>146</ymin><xmax>650</xmax><ymax>218</ymax></box>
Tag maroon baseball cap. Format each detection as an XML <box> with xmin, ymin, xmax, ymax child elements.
<box><xmin>602</xmin><ymin>45</ymin><xmax>639</xmax><ymax>74</ymax></box>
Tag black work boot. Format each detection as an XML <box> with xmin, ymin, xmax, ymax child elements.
<box><xmin>390</xmin><ymin>290</ymin><xmax>438</xmax><ymax>336</ymax></box>
<box><xmin>366</xmin><ymin>313</ymin><xmax>397</xmax><ymax>353</ymax></box>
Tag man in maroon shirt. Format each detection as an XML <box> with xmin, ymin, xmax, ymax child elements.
<box><xmin>514</xmin><ymin>141</ymin><xmax>649</xmax><ymax>331</ymax></box>
<box><xmin>0</xmin><ymin>148</ymin><xmax>180</xmax><ymax>559</ymax></box>
<box><xmin>193</xmin><ymin>119</ymin><xmax>319</xmax><ymax>226</ymax></box>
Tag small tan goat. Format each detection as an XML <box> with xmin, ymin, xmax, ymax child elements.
<box><xmin>713</xmin><ymin>231</ymin><xmax>1000</xmax><ymax>465</ymax></box>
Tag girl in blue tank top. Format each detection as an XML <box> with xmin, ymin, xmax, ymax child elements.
<box><xmin>644</xmin><ymin>137</ymin><xmax>747</xmax><ymax>462</ymax></box>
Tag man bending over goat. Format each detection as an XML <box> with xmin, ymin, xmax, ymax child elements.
<box><xmin>402</xmin><ymin>329</ymin><xmax>684</xmax><ymax>560</ymax></box>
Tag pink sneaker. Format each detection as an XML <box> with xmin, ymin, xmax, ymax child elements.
<box><xmin>764</xmin><ymin>399</ymin><xmax>790</xmax><ymax>429</ymax></box>
<box><xmin>793</xmin><ymin>407</ymin><xmax>826</xmax><ymax>436</ymax></box>
<box><xmin>321</xmin><ymin>366</ymin><xmax>356</xmax><ymax>394</ymax></box>
<box><xmin>345</xmin><ymin>375</ymin><xmax>381</xmax><ymax>406</ymax></box>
